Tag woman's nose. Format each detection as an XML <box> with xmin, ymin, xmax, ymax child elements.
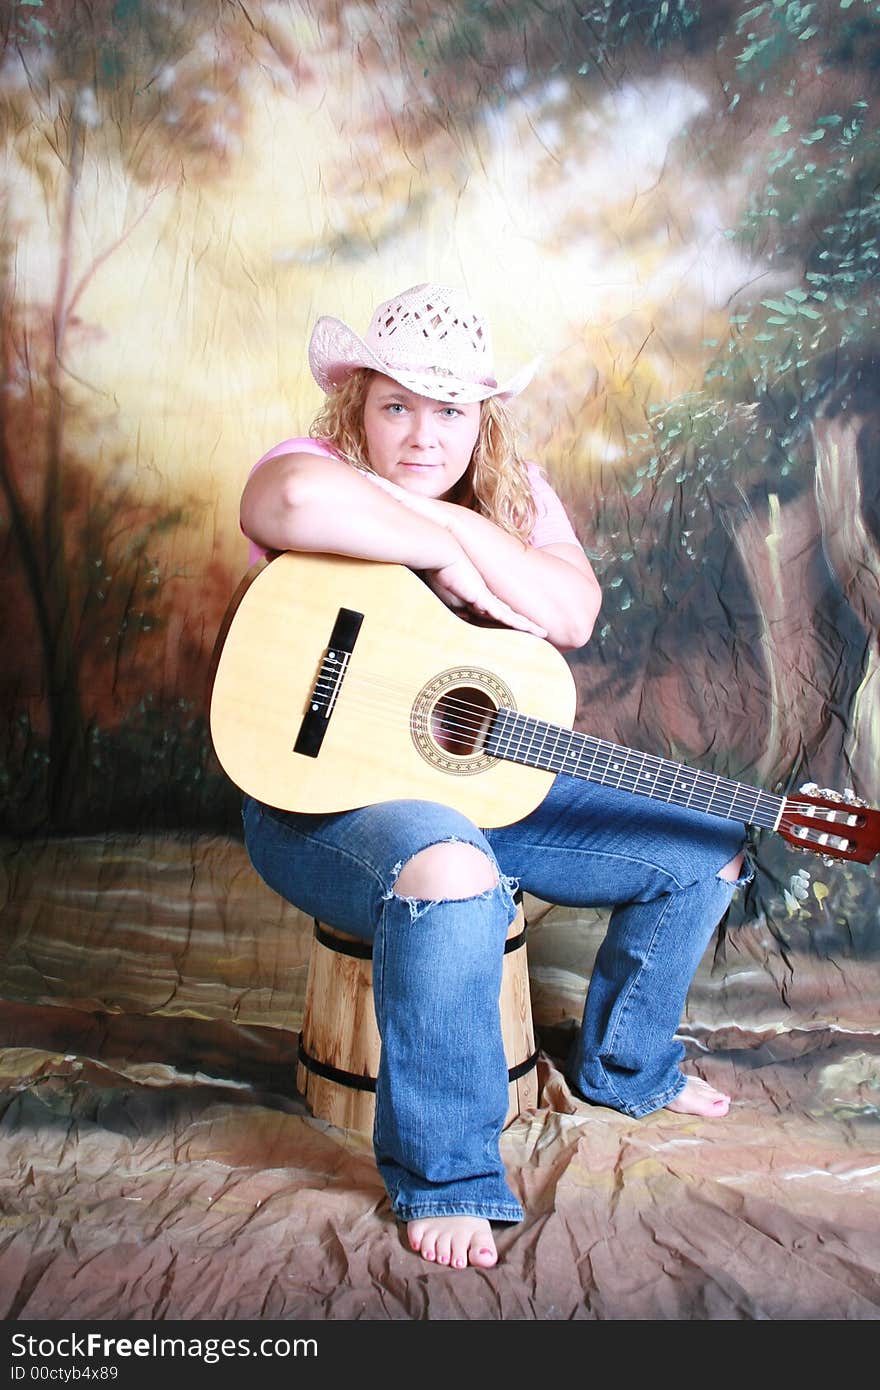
<box><xmin>407</xmin><ymin>408</ymin><xmax>438</xmax><ymax>447</ymax></box>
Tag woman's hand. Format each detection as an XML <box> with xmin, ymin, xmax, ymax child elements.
<box><xmin>362</xmin><ymin>467</ymin><xmax>546</xmax><ymax>636</ymax></box>
<box><xmin>426</xmin><ymin>555</ymin><xmax>547</xmax><ymax>638</ymax></box>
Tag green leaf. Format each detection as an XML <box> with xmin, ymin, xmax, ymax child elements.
<box><xmin>770</xmin><ymin>115</ymin><xmax>791</xmax><ymax>136</ymax></box>
<box><xmin>797</xmin><ymin>304</ymin><xmax>822</xmax><ymax>318</ymax></box>
<box><xmin>761</xmin><ymin>298</ymin><xmax>796</xmax><ymax>314</ymax></box>
<box><xmin>785</xmin><ymin>287</ymin><xmax>808</xmax><ymax>301</ymax></box>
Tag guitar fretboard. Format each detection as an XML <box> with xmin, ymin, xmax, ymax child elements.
<box><xmin>487</xmin><ymin>708</ymin><xmax>784</xmax><ymax>830</ymax></box>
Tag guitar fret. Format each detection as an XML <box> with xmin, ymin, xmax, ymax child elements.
<box><xmin>561</xmin><ymin>729</ymin><xmax>582</xmax><ymax>774</ymax></box>
<box><xmin>573</xmin><ymin>736</ymin><xmax>591</xmax><ymax>779</ymax></box>
<box><xmin>641</xmin><ymin>754</ymin><xmax>662</xmax><ymax>794</ymax></box>
<box><xmin>507</xmin><ymin>712</ymin><xmax>523</xmax><ymax>761</ymax></box>
<box><xmin>487</xmin><ymin>710</ymin><xmax>787</xmax><ymax>834</ymax></box>
<box><xmin>491</xmin><ymin>707</ymin><xmax>512</xmax><ymax>758</ymax></box>
<box><xmin>590</xmin><ymin>742</ymin><xmax>610</xmax><ymax>780</ymax></box>
<box><xmin>512</xmin><ymin>712</ymin><xmax>529</xmax><ymax>763</ymax></box>
<box><xmin>542</xmin><ymin>722</ymin><xmax>561</xmax><ymax>767</ymax></box>
<box><xmin>704</xmin><ymin>775</ymin><xmax>725</xmax><ymax>816</ymax></box>
<box><xmin>660</xmin><ymin>758</ymin><xmax>676</xmax><ymax>803</ymax></box>
<box><xmin>744</xmin><ymin>785</ymin><xmax>764</xmax><ymax>823</ymax></box>
<box><xmin>521</xmin><ymin>717</ymin><xmax>541</xmax><ymax>768</ymax></box>
<box><xmin>533</xmin><ymin>720</ymin><xmax>550</xmax><ymax>768</ymax></box>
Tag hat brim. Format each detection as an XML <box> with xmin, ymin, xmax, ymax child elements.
<box><xmin>308</xmin><ymin>315</ymin><xmax>538</xmax><ymax>405</ymax></box>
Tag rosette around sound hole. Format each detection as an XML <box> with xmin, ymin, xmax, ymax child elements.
<box><xmin>410</xmin><ymin>667</ymin><xmax>516</xmax><ymax>777</ymax></box>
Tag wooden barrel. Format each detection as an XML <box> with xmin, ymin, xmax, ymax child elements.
<box><xmin>296</xmin><ymin>896</ymin><xmax>538</xmax><ymax>1135</ymax></box>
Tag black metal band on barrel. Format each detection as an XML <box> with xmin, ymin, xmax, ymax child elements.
<box><xmin>507</xmin><ymin>1049</ymin><xmax>539</xmax><ymax>1082</ymax></box>
<box><xmin>298</xmin><ymin>1034</ymin><xmax>377</xmax><ymax>1091</ymax></box>
<box><xmin>297</xmin><ymin>1034</ymin><xmax>538</xmax><ymax>1093</ymax></box>
<box><xmin>313</xmin><ymin>921</ymin><xmax>373</xmax><ymax>958</ymax></box>
<box><xmin>313</xmin><ymin>919</ymin><xmax>528</xmax><ymax>957</ymax></box>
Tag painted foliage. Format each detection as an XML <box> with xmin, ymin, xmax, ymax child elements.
<box><xmin>0</xmin><ymin>0</ymin><xmax>878</xmax><ymax>955</ymax></box>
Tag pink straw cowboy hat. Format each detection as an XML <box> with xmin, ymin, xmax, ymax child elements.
<box><xmin>308</xmin><ymin>282</ymin><xmax>539</xmax><ymax>405</ymax></box>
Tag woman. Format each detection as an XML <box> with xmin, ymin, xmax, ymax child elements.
<box><xmin>239</xmin><ymin>283</ymin><xmax>748</xmax><ymax>1271</ymax></box>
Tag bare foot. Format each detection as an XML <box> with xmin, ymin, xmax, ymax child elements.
<box><xmin>665</xmin><ymin>1075</ymin><xmax>730</xmax><ymax>1118</ymax></box>
<box><xmin>407</xmin><ymin>1215</ymin><xmax>497</xmax><ymax>1269</ymax></box>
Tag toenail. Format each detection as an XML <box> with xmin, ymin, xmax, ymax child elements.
<box><xmin>455</xmin><ymin>1258</ymin><xmax>465</xmax><ymax>1268</ymax></box>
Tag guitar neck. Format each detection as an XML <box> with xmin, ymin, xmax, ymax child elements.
<box><xmin>487</xmin><ymin>708</ymin><xmax>784</xmax><ymax>830</ymax></box>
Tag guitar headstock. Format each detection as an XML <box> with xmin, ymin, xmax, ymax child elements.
<box><xmin>778</xmin><ymin>784</ymin><xmax>880</xmax><ymax>865</ymax></box>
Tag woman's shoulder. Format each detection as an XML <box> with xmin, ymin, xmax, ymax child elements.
<box><xmin>252</xmin><ymin>436</ymin><xmax>340</xmax><ymax>471</ymax></box>
<box><xmin>523</xmin><ymin>460</ymin><xmax>580</xmax><ymax>549</ymax></box>
<box><xmin>241</xmin><ymin>437</ymin><xmax>343</xmax><ymax>565</ymax></box>
<box><xmin>524</xmin><ymin>458</ymin><xmax>565</xmax><ymax>507</ymax></box>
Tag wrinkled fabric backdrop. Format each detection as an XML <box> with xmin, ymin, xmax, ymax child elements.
<box><xmin>1</xmin><ymin>0</ymin><xmax>878</xmax><ymax>1322</ymax></box>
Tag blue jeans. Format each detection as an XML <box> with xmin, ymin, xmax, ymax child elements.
<box><xmin>242</xmin><ymin>776</ymin><xmax>749</xmax><ymax>1222</ymax></box>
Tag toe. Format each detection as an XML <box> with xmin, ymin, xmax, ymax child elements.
<box><xmin>418</xmin><ymin>1223</ymin><xmax>438</xmax><ymax>1262</ymax></box>
<box><xmin>470</xmin><ymin>1237</ymin><xmax>498</xmax><ymax>1269</ymax></box>
<box><xmin>450</xmin><ymin>1228</ymin><xmax>472</xmax><ymax>1270</ymax></box>
<box><xmin>434</xmin><ymin>1231</ymin><xmax>453</xmax><ymax>1266</ymax></box>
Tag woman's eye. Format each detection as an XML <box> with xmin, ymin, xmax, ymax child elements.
<box><xmin>441</xmin><ymin>407</ymin><xmax>462</xmax><ymax>419</ymax></box>
<box><xmin>385</xmin><ymin>402</ymin><xmax>406</xmax><ymax>414</ymax></box>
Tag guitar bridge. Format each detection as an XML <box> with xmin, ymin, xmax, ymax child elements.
<box><xmin>294</xmin><ymin>606</ymin><xmax>364</xmax><ymax>759</ymax></box>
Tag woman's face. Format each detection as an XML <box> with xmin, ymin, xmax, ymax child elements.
<box><xmin>362</xmin><ymin>373</ymin><xmax>481</xmax><ymax>499</ymax></box>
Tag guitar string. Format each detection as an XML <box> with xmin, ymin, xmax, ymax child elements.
<box><xmin>310</xmin><ymin>672</ymin><xmax>792</xmax><ymax>796</ymax></box>
<box><xmin>309</xmin><ymin>675</ymin><xmax>849</xmax><ymax>820</ymax></box>
<box><xmin>303</xmin><ymin>673</ymin><xmax>854</xmax><ymax>826</ymax></box>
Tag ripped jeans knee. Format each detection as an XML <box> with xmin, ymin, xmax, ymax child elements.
<box><xmin>717</xmin><ymin>847</ymin><xmax>755</xmax><ymax>889</ymax></box>
<box><xmin>386</xmin><ymin>838</ymin><xmax>518</xmax><ymax>921</ymax></box>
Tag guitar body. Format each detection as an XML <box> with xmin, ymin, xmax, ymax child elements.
<box><xmin>210</xmin><ymin>551</ymin><xmax>880</xmax><ymax>865</ymax></box>
<box><xmin>209</xmin><ymin>551</ymin><xmax>578</xmax><ymax>827</ymax></box>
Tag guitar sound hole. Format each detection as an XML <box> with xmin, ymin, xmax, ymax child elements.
<box><xmin>430</xmin><ymin>686</ymin><xmax>496</xmax><ymax>756</ymax></box>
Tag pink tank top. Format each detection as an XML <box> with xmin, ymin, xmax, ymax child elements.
<box><xmin>243</xmin><ymin>436</ymin><xmax>580</xmax><ymax>566</ymax></box>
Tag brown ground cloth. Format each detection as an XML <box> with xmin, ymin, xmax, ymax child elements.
<box><xmin>1</xmin><ymin>833</ymin><xmax>878</xmax><ymax>1321</ymax></box>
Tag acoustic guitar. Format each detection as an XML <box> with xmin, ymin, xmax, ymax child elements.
<box><xmin>209</xmin><ymin>551</ymin><xmax>880</xmax><ymax>865</ymax></box>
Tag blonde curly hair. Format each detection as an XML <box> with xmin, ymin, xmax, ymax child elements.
<box><xmin>310</xmin><ymin>369</ymin><xmax>537</xmax><ymax>541</ymax></box>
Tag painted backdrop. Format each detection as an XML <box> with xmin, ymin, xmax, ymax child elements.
<box><xmin>0</xmin><ymin>0</ymin><xmax>878</xmax><ymax>1323</ymax></box>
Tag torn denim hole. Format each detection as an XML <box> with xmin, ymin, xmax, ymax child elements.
<box><xmin>717</xmin><ymin>845</ymin><xmax>756</xmax><ymax>889</ymax></box>
<box><xmin>380</xmin><ymin>840</ymin><xmax>518</xmax><ymax>923</ymax></box>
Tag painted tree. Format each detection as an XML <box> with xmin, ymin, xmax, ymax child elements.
<box><xmin>635</xmin><ymin>0</ymin><xmax>880</xmax><ymax>797</ymax></box>
<box><xmin>2</xmin><ymin>0</ymin><xmax>877</xmax><ymax>860</ymax></box>
<box><xmin>0</xmin><ymin>0</ymin><xmax>264</xmax><ymax>827</ymax></box>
